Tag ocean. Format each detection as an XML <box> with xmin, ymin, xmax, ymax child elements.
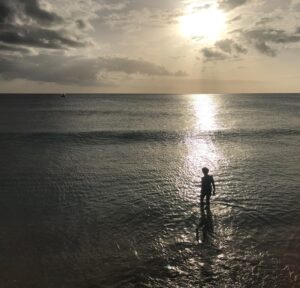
<box><xmin>0</xmin><ymin>94</ymin><xmax>299</xmax><ymax>288</ymax></box>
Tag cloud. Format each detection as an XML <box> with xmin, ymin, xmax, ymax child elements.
<box><xmin>193</xmin><ymin>4</ymin><xmax>212</xmax><ymax>11</ymax></box>
<box><xmin>0</xmin><ymin>0</ymin><xmax>187</xmax><ymax>87</ymax></box>
<box><xmin>0</xmin><ymin>26</ymin><xmax>88</xmax><ymax>49</ymax></box>
<box><xmin>93</xmin><ymin>0</ymin><xmax>183</xmax><ymax>31</ymax></box>
<box><xmin>255</xmin><ymin>16</ymin><xmax>282</xmax><ymax>26</ymax></box>
<box><xmin>174</xmin><ymin>70</ymin><xmax>188</xmax><ymax>77</ymax></box>
<box><xmin>0</xmin><ymin>0</ymin><xmax>62</xmax><ymax>25</ymax></box>
<box><xmin>0</xmin><ymin>55</ymin><xmax>100</xmax><ymax>85</ymax></box>
<box><xmin>98</xmin><ymin>0</ymin><xmax>178</xmax><ymax>13</ymax></box>
<box><xmin>243</xmin><ymin>28</ymin><xmax>300</xmax><ymax>56</ymax></box>
<box><xmin>0</xmin><ymin>1</ymin><xmax>13</xmax><ymax>24</ymax></box>
<box><xmin>202</xmin><ymin>48</ymin><xmax>228</xmax><ymax>61</ymax></box>
<box><xmin>97</xmin><ymin>57</ymin><xmax>187</xmax><ymax>77</ymax></box>
<box><xmin>76</xmin><ymin>19</ymin><xmax>87</xmax><ymax>30</ymax></box>
<box><xmin>0</xmin><ymin>55</ymin><xmax>187</xmax><ymax>85</ymax></box>
<box><xmin>18</xmin><ymin>0</ymin><xmax>63</xmax><ymax>25</ymax></box>
<box><xmin>228</xmin><ymin>15</ymin><xmax>242</xmax><ymax>23</ymax></box>
<box><xmin>202</xmin><ymin>20</ymin><xmax>300</xmax><ymax>61</ymax></box>
<box><xmin>294</xmin><ymin>3</ymin><xmax>300</xmax><ymax>12</ymax></box>
<box><xmin>253</xmin><ymin>41</ymin><xmax>276</xmax><ymax>57</ymax></box>
<box><xmin>216</xmin><ymin>39</ymin><xmax>247</xmax><ymax>54</ymax></box>
<box><xmin>0</xmin><ymin>43</ymin><xmax>31</xmax><ymax>53</ymax></box>
<box><xmin>0</xmin><ymin>0</ymin><xmax>91</xmax><ymax>51</ymax></box>
<box><xmin>245</xmin><ymin>28</ymin><xmax>300</xmax><ymax>44</ymax></box>
<box><xmin>202</xmin><ymin>39</ymin><xmax>247</xmax><ymax>61</ymax></box>
<box><xmin>218</xmin><ymin>0</ymin><xmax>249</xmax><ymax>11</ymax></box>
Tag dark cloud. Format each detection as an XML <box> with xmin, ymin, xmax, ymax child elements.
<box><xmin>225</xmin><ymin>23</ymin><xmax>300</xmax><ymax>59</ymax></box>
<box><xmin>0</xmin><ymin>56</ymin><xmax>98</xmax><ymax>85</ymax></box>
<box><xmin>0</xmin><ymin>55</ymin><xmax>187</xmax><ymax>85</ymax></box>
<box><xmin>215</xmin><ymin>40</ymin><xmax>232</xmax><ymax>53</ymax></box>
<box><xmin>218</xmin><ymin>0</ymin><xmax>248</xmax><ymax>11</ymax></box>
<box><xmin>0</xmin><ymin>0</ymin><xmax>62</xmax><ymax>25</ymax></box>
<box><xmin>244</xmin><ymin>28</ymin><xmax>300</xmax><ymax>56</ymax></box>
<box><xmin>254</xmin><ymin>41</ymin><xmax>276</xmax><ymax>57</ymax></box>
<box><xmin>76</xmin><ymin>19</ymin><xmax>87</xmax><ymax>30</ymax></box>
<box><xmin>0</xmin><ymin>0</ymin><xmax>187</xmax><ymax>86</ymax></box>
<box><xmin>193</xmin><ymin>4</ymin><xmax>212</xmax><ymax>11</ymax></box>
<box><xmin>216</xmin><ymin>39</ymin><xmax>247</xmax><ymax>54</ymax></box>
<box><xmin>97</xmin><ymin>57</ymin><xmax>186</xmax><ymax>76</ymax></box>
<box><xmin>0</xmin><ymin>1</ymin><xmax>13</xmax><ymax>24</ymax></box>
<box><xmin>229</xmin><ymin>15</ymin><xmax>242</xmax><ymax>23</ymax></box>
<box><xmin>255</xmin><ymin>16</ymin><xmax>282</xmax><ymax>26</ymax></box>
<box><xmin>214</xmin><ymin>27</ymin><xmax>300</xmax><ymax>58</ymax></box>
<box><xmin>202</xmin><ymin>39</ymin><xmax>247</xmax><ymax>61</ymax></box>
<box><xmin>0</xmin><ymin>26</ymin><xmax>87</xmax><ymax>49</ymax></box>
<box><xmin>0</xmin><ymin>0</ymin><xmax>88</xmax><ymax>51</ymax></box>
<box><xmin>174</xmin><ymin>70</ymin><xmax>187</xmax><ymax>77</ymax></box>
<box><xmin>18</xmin><ymin>0</ymin><xmax>62</xmax><ymax>25</ymax></box>
<box><xmin>0</xmin><ymin>43</ymin><xmax>31</xmax><ymax>53</ymax></box>
<box><xmin>254</xmin><ymin>28</ymin><xmax>300</xmax><ymax>44</ymax></box>
<box><xmin>202</xmin><ymin>48</ymin><xmax>228</xmax><ymax>61</ymax></box>
<box><xmin>202</xmin><ymin>25</ymin><xmax>300</xmax><ymax>60</ymax></box>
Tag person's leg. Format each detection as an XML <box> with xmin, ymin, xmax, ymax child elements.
<box><xmin>200</xmin><ymin>193</ymin><xmax>205</xmax><ymax>206</ymax></box>
<box><xmin>206</xmin><ymin>194</ymin><xmax>211</xmax><ymax>206</ymax></box>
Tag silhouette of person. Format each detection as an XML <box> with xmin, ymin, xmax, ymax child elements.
<box><xmin>200</xmin><ymin>167</ymin><xmax>215</xmax><ymax>206</ymax></box>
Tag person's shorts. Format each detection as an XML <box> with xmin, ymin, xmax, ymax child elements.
<box><xmin>201</xmin><ymin>191</ymin><xmax>212</xmax><ymax>197</ymax></box>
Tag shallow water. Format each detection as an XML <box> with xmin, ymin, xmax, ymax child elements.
<box><xmin>0</xmin><ymin>94</ymin><xmax>299</xmax><ymax>287</ymax></box>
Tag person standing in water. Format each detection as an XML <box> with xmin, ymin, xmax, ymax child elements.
<box><xmin>200</xmin><ymin>167</ymin><xmax>215</xmax><ymax>206</ymax></box>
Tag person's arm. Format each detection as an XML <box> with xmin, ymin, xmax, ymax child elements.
<box><xmin>200</xmin><ymin>177</ymin><xmax>204</xmax><ymax>192</ymax></box>
<box><xmin>211</xmin><ymin>176</ymin><xmax>215</xmax><ymax>195</ymax></box>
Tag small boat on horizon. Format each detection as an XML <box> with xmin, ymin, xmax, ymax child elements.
<box><xmin>61</xmin><ymin>93</ymin><xmax>66</xmax><ymax>98</ymax></box>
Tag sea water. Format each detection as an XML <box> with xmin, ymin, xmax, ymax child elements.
<box><xmin>0</xmin><ymin>94</ymin><xmax>299</xmax><ymax>287</ymax></box>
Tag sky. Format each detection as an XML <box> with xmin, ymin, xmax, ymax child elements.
<box><xmin>0</xmin><ymin>0</ymin><xmax>300</xmax><ymax>93</ymax></box>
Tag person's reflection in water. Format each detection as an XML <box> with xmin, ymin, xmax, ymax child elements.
<box><xmin>196</xmin><ymin>205</ymin><xmax>214</xmax><ymax>244</ymax></box>
<box><xmin>196</xmin><ymin>205</ymin><xmax>216</xmax><ymax>285</ymax></box>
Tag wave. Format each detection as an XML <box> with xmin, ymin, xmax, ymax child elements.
<box><xmin>211</xmin><ymin>128</ymin><xmax>300</xmax><ymax>139</ymax></box>
<box><xmin>0</xmin><ymin>128</ymin><xmax>299</xmax><ymax>144</ymax></box>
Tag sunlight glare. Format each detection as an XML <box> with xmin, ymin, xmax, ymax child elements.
<box><xmin>176</xmin><ymin>94</ymin><xmax>222</xmax><ymax>204</ymax></box>
<box><xmin>180</xmin><ymin>5</ymin><xmax>226</xmax><ymax>43</ymax></box>
<box><xmin>192</xmin><ymin>94</ymin><xmax>217</xmax><ymax>131</ymax></box>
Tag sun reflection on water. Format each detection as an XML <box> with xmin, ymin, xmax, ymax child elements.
<box><xmin>192</xmin><ymin>94</ymin><xmax>217</xmax><ymax>132</ymax></box>
<box><xmin>184</xmin><ymin>94</ymin><xmax>234</xmax><ymax>245</ymax></box>
<box><xmin>188</xmin><ymin>94</ymin><xmax>220</xmax><ymax>171</ymax></box>
<box><xmin>178</xmin><ymin>95</ymin><xmax>222</xmax><ymax>203</ymax></box>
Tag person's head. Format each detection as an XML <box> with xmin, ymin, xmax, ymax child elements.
<box><xmin>202</xmin><ymin>167</ymin><xmax>209</xmax><ymax>175</ymax></box>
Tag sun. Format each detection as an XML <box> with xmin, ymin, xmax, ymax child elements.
<box><xmin>180</xmin><ymin>5</ymin><xmax>226</xmax><ymax>43</ymax></box>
